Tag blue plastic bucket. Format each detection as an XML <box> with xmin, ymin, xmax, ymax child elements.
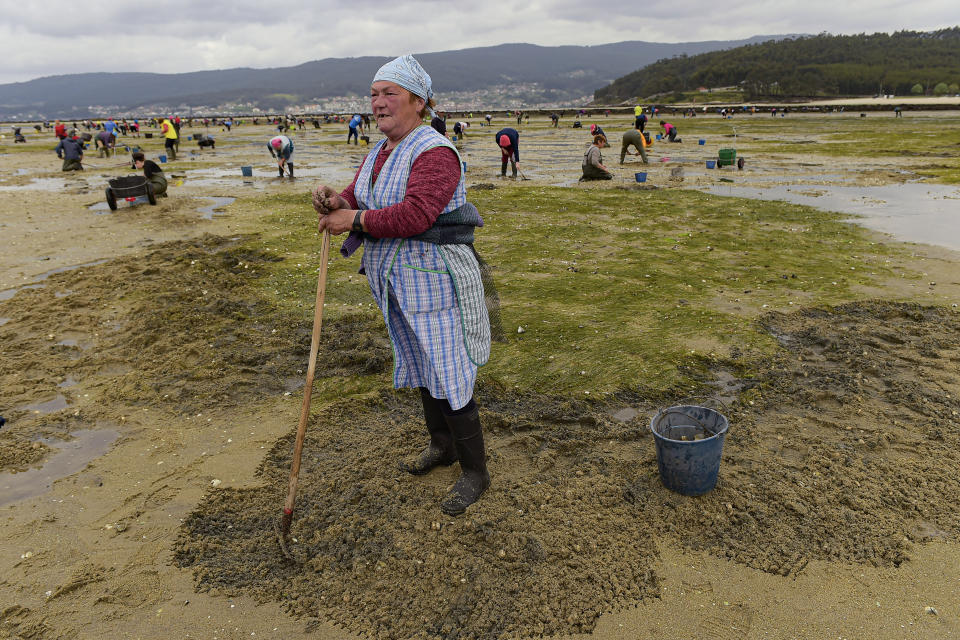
<box><xmin>159</xmin><ymin>155</ymin><xmax>167</xmax><ymax>163</ymax></box>
<box><xmin>650</xmin><ymin>405</ymin><xmax>729</xmax><ymax>496</ymax></box>
<box><xmin>635</xmin><ymin>172</ymin><xmax>647</xmax><ymax>183</ymax></box>
<box><xmin>698</xmin><ymin>139</ymin><xmax>705</xmax><ymax>145</ymax></box>
<box><xmin>656</xmin><ymin>134</ymin><xmax>662</xmax><ymax>140</ymax></box>
<box><xmin>241</xmin><ymin>166</ymin><xmax>253</xmax><ymax>177</ymax></box>
<box><xmin>187</xmin><ymin>135</ymin><xmax>192</xmax><ymax>140</ymax></box>
<box><xmin>705</xmin><ymin>160</ymin><xmax>716</xmax><ymax>169</ymax></box>
<box><xmin>452</xmin><ymin>135</ymin><xmax>458</xmax><ymax>142</ymax></box>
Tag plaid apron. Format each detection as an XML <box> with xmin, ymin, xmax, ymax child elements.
<box><xmin>355</xmin><ymin>126</ymin><xmax>489</xmax><ymax>410</ymax></box>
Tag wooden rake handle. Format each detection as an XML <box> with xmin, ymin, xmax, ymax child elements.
<box><xmin>281</xmin><ymin>229</ymin><xmax>331</xmax><ymax>528</ymax></box>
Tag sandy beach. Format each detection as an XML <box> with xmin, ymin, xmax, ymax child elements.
<box><xmin>1</xmin><ymin>112</ymin><xmax>959</xmax><ymax>639</ymax></box>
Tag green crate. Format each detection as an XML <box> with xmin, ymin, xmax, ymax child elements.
<box><xmin>717</xmin><ymin>148</ymin><xmax>737</xmax><ymax>167</ymax></box>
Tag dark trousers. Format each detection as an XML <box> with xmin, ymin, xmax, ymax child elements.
<box><xmin>148</xmin><ymin>174</ymin><xmax>167</xmax><ymax>197</ymax></box>
<box><xmin>347</xmin><ymin>127</ymin><xmax>358</xmax><ymax>144</ymax></box>
<box><xmin>501</xmin><ymin>158</ymin><xmax>517</xmax><ymax>177</ymax></box>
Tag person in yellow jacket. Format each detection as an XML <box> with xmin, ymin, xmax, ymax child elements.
<box><xmin>160</xmin><ymin>117</ymin><xmax>178</xmax><ymax>161</ymax></box>
<box><xmin>634</xmin><ymin>104</ymin><xmax>647</xmax><ymax>132</ymax></box>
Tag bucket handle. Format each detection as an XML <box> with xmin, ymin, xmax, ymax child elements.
<box><xmin>656</xmin><ymin>395</ymin><xmax>730</xmax><ymax>437</ymax></box>
<box><xmin>656</xmin><ymin>408</ymin><xmax>716</xmax><ymax>437</ymax></box>
<box><xmin>675</xmin><ymin>395</ymin><xmax>730</xmax><ymax>414</ymax></box>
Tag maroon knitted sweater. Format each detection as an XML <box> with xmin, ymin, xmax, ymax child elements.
<box><xmin>340</xmin><ymin>145</ymin><xmax>461</xmax><ymax>239</ymax></box>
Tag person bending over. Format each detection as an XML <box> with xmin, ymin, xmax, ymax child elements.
<box><xmin>495</xmin><ymin>128</ymin><xmax>520</xmax><ymax>178</ymax></box>
<box><xmin>131</xmin><ymin>151</ymin><xmax>167</xmax><ymax>197</ymax></box>
<box><xmin>268</xmin><ymin>135</ymin><xmax>294</xmax><ymax>177</ymax></box>
<box><xmin>347</xmin><ymin>113</ymin><xmax>364</xmax><ymax>145</ymax></box>
<box><xmin>160</xmin><ymin>117</ymin><xmax>179</xmax><ymax>160</ymax></box>
<box><xmin>620</xmin><ymin>128</ymin><xmax>650</xmax><ymax>164</ymax></box>
<box><xmin>56</xmin><ymin>135</ymin><xmax>84</xmax><ymax>171</ymax></box>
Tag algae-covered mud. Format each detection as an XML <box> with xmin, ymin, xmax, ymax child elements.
<box><xmin>173</xmin><ymin>302</ymin><xmax>960</xmax><ymax>639</ymax></box>
<box><xmin>1</xmin><ymin>114</ymin><xmax>959</xmax><ymax>638</ymax></box>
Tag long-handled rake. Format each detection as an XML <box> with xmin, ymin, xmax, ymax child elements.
<box><xmin>275</xmin><ymin>229</ymin><xmax>331</xmax><ymax>561</ymax></box>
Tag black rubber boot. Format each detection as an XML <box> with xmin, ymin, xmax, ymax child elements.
<box><xmin>287</xmin><ymin>162</ymin><xmax>294</xmax><ymax>178</ymax></box>
<box><xmin>440</xmin><ymin>403</ymin><xmax>490</xmax><ymax>516</ymax></box>
<box><xmin>500</xmin><ymin>159</ymin><xmax>507</xmax><ymax>177</ymax></box>
<box><xmin>399</xmin><ymin>388</ymin><xmax>457</xmax><ymax>475</ymax></box>
<box><xmin>278</xmin><ymin>166</ymin><xmax>284</xmax><ymax>177</ymax></box>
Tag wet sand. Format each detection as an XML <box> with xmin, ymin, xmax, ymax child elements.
<box><xmin>1</xmin><ymin>116</ymin><xmax>959</xmax><ymax>639</ymax></box>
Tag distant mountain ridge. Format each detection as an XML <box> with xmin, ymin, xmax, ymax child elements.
<box><xmin>0</xmin><ymin>37</ymin><xmax>788</xmax><ymax>118</ymax></box>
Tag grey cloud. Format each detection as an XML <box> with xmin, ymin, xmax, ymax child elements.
<box><xmin>1</xmin><ymin>0</ymin><xmax>957</xmax><ymax>85</ymax></box>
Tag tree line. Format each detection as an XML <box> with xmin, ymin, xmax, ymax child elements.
<box><xmin>594</xmin><ymin>29</ymin><xmax>960</xmax><ymax>102</ymax></box>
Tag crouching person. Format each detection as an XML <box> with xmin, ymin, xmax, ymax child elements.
<box><xmin>580</xmin><ymin>135</ymin><xmax>613</xmax><ymax>181</ymax></box>
<box><xmin>132</xmin><ymin>152</ymin><xmax>167</xmax><ymax>197</ymax></box>
<box><xmin>56</xmin><ymin>135</ymin><xmax>84</xmax><ymax>171</ymax></box>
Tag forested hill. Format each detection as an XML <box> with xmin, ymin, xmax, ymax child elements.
<box><xmin>594</xmin><ymin>28</ymin><xmax>960</xmax><ymax>103</ymax></box>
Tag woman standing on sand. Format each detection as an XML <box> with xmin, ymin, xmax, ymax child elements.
<box><xmin>310</xmin><ymin>55</ymin><xmax>492</xmax><ymax>517</ymax></box>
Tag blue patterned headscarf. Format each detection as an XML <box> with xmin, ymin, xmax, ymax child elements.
<box><xmin>373</xmin><ymin>55</ymin><xmax>433</xmax><ymax>102</ymax></box>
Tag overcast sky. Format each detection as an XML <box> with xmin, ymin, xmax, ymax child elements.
<box><xmin>1</xmin><ymin>0</ymin><xmax>957</xmax><ymax>85</ymax></box>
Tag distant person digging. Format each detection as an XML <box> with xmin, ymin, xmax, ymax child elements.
<box><xmin>620</xmin><ymin>128</ymin><xmax>651</xmax><ymax>164</ymax></box>
<box><xmin>659</xmin><ymin>120</ymin><xmax>681</xmax><ymax>143</ymax></box>
<box><xmin>268</xmin><ymin>135</ymin><xmax>294</xmax><ymax>177</ymax></box>
<box><xmin>452</xmin><ymin>120</ymin><xmax>469</xmax><ymax>138</ymax></box>
<box><xmin>131</xmin><ymin>152</ymin><xmax>167</xmax><ymax>198</ymax></box>
<box><xmin>589</xmin><ymin>124</ymin><xmax>608</xmax><ymax>147</ymax></box>
<box><xmin>495</xmin><ymin>128</ymin><xmax>521</xmax><ymax>178</ymax></box>
<box><xmin>160</xmin><ymin>116</ymin><xmax>179</xmax><ymax>160</ymax></box>
<box><xmin>195</xmin><ymin>133</ymin><xmax>216</xmax><ymax>150</ymax></box>
<box><xmin>55</xmin><ymin>134</ymin><xmax>84</xmax><ymax>171</ymax></box>
<box><xmin>347</xmin><ymin>113</ymin><xmax>364</xmax><ymax>145</ymax></box>
<box><xmin>95</xmin><ymin>129</ymin><xmax>115</xmax><ymax>157</ymax></box>
<box><xmin>580</xmin><ymin>134</ymin><xmax>612</xmax><ymax>181</ymax></box>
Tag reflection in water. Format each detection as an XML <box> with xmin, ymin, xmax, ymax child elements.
<box><xmin>18</xmin><ymin>394</ymin><xmax>70</xmax><ymax>414</ymax></box>
<box><xmin>699</xmin><ymin>183</ymin><xmax>960</xmax><ymax>252</ymax></box>
<box><xmin>0</xmin><ymin>429</ymin><xmax>120</xmax><ymax>507</ymax></box>
<box><xmin>197</xmin><ymin>196</ymin><xmax>236</xmax><ymax>219</ymax></box>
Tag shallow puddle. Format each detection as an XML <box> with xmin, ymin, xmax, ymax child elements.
<box><xmin>0</xmin><ymin>428</ymin><xmax>120</xmax><ymax>507</ymax></box>
<box><xmin>611</xmin><ymin>407</ymin><xmax>640</xmax><ymax>422</ymax></box>
<box><xmin>34</xmin><ymin>259</ymin><xmax>108</xmax><ymax>281</ymax></box>
<box><xmin>57</xmin><ymin>375</ymin><xmax>79</xmax><ymax>388</ymax></box>
<box><xmin>197</xmin><ymin>196</ymin><xmax>235</xmax><ymax>219</ymax></box>
<box><xmin>0</xmin><ymin>283</ymin><xmax>45</xmax><ymax>301</ymax></box>
<box><xmin>18</xmin><ymin>394</ymin><xmax>70</xmax><ymax>414</ymax></box>
<box><xmin>699</xmin><ymin>183</ymin><xmax>960</xmax><ymax>251</ymax></box>
<box><xmin>0</xmin><ymin>317</ymin><xmax>9</xmax><ymax>326</ymax></box>
<box><xmin>0</xmin><ymin>259</ymin><xmax>108</xmax><ymax>301</ymax></box>
<box><xmin>0</xmin><ymin>177</ymin><xmax>89</xmax><ymax>192</ymax></box>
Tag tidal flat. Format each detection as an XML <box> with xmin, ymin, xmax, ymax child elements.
<box><xmin>1</xmin><ymin>112</ymin><xmax>958</xmax><ymax>639</ymax></box>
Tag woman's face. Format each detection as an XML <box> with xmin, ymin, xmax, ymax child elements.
<box><xmin>134</xmin><ymin>159</ymin><xmax>144</xmax><ymax>169</ymax></box>
<box><xmin>370</xmin><ymin>81</ymin><xmax>423</xmax><ymax>141</ymax></box>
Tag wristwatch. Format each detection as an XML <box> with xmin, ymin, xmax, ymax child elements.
<box><xmin>352</xmin><ymin>209</ymin><xmax>365</xmax><ymax>233</ymax></box>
